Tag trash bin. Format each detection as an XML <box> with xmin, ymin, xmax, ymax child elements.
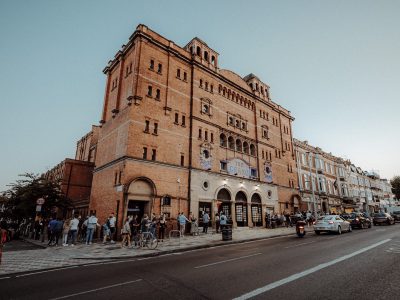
<box><xmin>221</xmin><ymin>226</ymin><xmax>232</xmax><ymax>241</ymax></box>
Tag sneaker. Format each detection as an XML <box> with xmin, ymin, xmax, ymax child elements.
<box><xmin>89</xmin><ymin>242</ymin><xmax>92</xmax><ymax>245</ymax></box>
<box><xmin>110</xmin><ymin>240</ymin><xmax>115</xmax><ymax>244</ymax></box>
<box><xmin>71</xmin><ymin>244</ymin><xmax>75</xmax><ymax>246</ymax></box>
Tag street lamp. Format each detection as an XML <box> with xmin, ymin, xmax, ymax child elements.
<box><xmin>306</xmin><ymin>151</ymin><xmax>317</xmax><ymax>219</ymax></box>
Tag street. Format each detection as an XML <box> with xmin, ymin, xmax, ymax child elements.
<box><xmin>1</xmin><ymin>225</ymin><xmax>399</xmax><ymax>300</ymax></box>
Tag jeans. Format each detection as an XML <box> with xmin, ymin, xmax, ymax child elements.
<box><xmin>70</xmin><ymin>230</ymin><xmax>77</xmax><ymax>244</ymax></box>
<box><xmin>86</xmin><ymin>227</ymin><xmax>95</xmax><ymax>244</ymax></box>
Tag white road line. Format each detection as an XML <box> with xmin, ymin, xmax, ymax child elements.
<box><xmin>284</xmin><ymin>241</ymin><xmax>315</xmax><ymax>249</ymax></box>
<box><xmin>194</xmin><ymin>253</ymin><xmax>262</xmax><ymax>269</ymax></box>
<box><xmin>0</xmin><ymin>276</ymin><xmax>11</xmax><ymax>280</ymax></box>
<box><xmin>15</xmin><ymin>266</ymin><xmax>78</xmax><ymax>277</ymax></box>
<box><xmin>233</xmin><ymin>239</ymin><xmax>391</xmax><ymax>300</ymax></box>
<box><xmin>49</xmin><ymin>279</ymin><xmax>142</xmax><ymax>300</ymax></box>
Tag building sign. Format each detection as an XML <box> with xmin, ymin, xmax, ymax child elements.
<box><xmin>227</xmin><ymin>158</ymin><xmax>250</xmax><ymax>178</ymax></box>
<box><xmin>264</xmin><ymin>162</ymin><xmax>273</xmax><ymax>183</ymax></box>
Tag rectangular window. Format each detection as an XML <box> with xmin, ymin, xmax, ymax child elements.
<box><xmin>177</xmin><ymin>69</ymin><xmax>181</xmax><ymax>78</ymax></box>
<box><xmin>181</xmin><ymin>115</ymin><xmax>186</xmax><ymax>126</ymax></box>
<box><xmin>153</xmin><ymin>123</ymin><xmax>158</xmax><ymax>135</ymax></box>
<box><xmin>180</xmin><ymin>155</ymin><xmax>184</xmax><ymax>166</ymax></box>
<box><xmin>151</xmin><ymin>149</ymin><xmax>156</xmax><ymax>161</ymax></box>
<box><xmin>143</xmin><ymin>147</ymin><xmax>147</xmax><ymax>159</ymax></box>
<box><xmin>150</xmin><ymin>60</ymin><xmax>154</xmax><ymax>70</ymax></box>
<box><xmin>157</xmin><ymin>63</ymin><xmax>162</xmax><ymax>73</ymax></box>
<box><xmin>183</xmin><ymin>72</ymin><xmax>187</xmax><ymax>81</ymax></box>
<box><xmin>205</xmin><ymin>131</ymin><xmax>208</xmax><ymax>141</ymax></box>
<box><xmin>220</xmin><ymin>161</ymin><xmax>227</xmax><ymax>171</ymax></box>
<box><xmin>147</xmin><ymin>86</ymin><xmax>152</xmax><ymax>97</ymax></box>
<box><xmin>198</xmin><ymin>129</ymin><xmax>202</xmax><ymax>139</ymax></box>
<box><xmin>174</xmin><ymin>113</ymin><xmax>179</xmax><ymax>124</ymax></box>
<box><xmin>155</xmin><ymin>89</ymin><xmax>160</xmax><ymax>100</ymax></box>
<box><xmin>250</xmin><ymin>168</ymin><xmax>257</xmax><ymax>178</ymax></box>
<box><xmin>144</xmin><ymin>120</ymin><xmax>150</xmax><ymax>133</ymax></box>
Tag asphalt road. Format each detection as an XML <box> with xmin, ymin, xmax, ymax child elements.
<box><xmin>1</xmin><ymin>224</ymin><xmax>400</xmax><ymax>300</ymax></box>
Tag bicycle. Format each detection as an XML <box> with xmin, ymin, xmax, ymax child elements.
<box><xmin>132</xmin><ymin>231</ymin><xmax>158</xmax><ymax>250</ymax></box>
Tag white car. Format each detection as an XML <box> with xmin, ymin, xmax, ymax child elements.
<box><xmin>314</xmin><ymin>215</ymin><xmax>352</xmax><ymax>235</ymax></box>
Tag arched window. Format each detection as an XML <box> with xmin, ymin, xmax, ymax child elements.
<box><xmin>236</xmin><ymin>139</ymin><xmax>242</xmax><ymax>152</ymax></box>
<box><xmin>220</xmin><ymin>133</ymin><xmax>227</xmax><ymax>147</ymax></box>
<box><xmin>211</xmin><ymin>55</ymin><xmax>216</xmax><ymax>65</ymax></box>
<box><xmin>203</xmin><ymin>149</ymin><xmax>210</xmax><ymax>159</ymax></box>
<box><xmin>251</xmin><ymin>102</ymin><xmax>255</xmax><ymax>111</ymax></box>
<box><xmin>196</xmin><ymin>46</ymin><xmax>201</xmax><ymax>56</ymax></box>
<box><xmin>249</xmin><ymin>83</ymin><xmax>253</xmax><ymax>90</ymax></box>
<box><xmin>228</xmin><ymin>136</ymin><xmax>235</xmax><ymax>150</ymax></box>
<box><xmin>250</xmin><ymin>144</ymin><xmax>256</xmax><ymax>156</ymax></box>
<box><xmin>251</xmin><ymin>193</ymin><xmax>262</xmax><ymax>203</ymax></box>
<box><xmin>223</xmin><ymin>88</ymin><xmax>226</xmax><ymax>96</ymax></box>
<box><xmin>219</xmin><ymin>85</ymin><xmax>222</xmax><ymax>94</ymax></box>
<box><xmin>235</xmin><ymin>191</ymin><xmax>247</xmax><ymax>202</ymax></box>
<box><xmin>217</xmin><ymin>188</ymin><xmax>231</xmax><ymax>201</ymax></box>
<box><xmin>236</xmin><ymin>94</ymin><xmax>239</xmax><ymax>102</ymax></box>
<box><xmin>210</xmin><ymin>84</ymin><xmax>213</xmax><ymax>93</ymax></box>
<box><xmin>200</xmin><ymin>79</ymin><xmax>203</xmax><ymax>87</ymax></box>
<box><xmin>204</xmin><ymin>51</ymin><xmax>209</xmax><ymax>61</ymax></box>
<box><xmin>235</xmin><ymin>119</ymin><xmax>240</xmax><ymax>128</ymax></box>
<box><xmin>240</xmin><ymin>96</ymin><xmax>243</xmax><ymax>105</ymax></box>
<box><xmin>228</xmin><ymin>90</ymin><xmax>231</xmax><ymax>98</ymax></box>
<box><xmin>243</xmin><ymin>142</ymin><xmax>249</xmax><ymax>154</ymax></box>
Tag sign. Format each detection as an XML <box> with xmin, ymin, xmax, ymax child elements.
<box><xmin>35</xmin><ymin>205</ymin><xmax>42</xmax><ymax>212</ymax></box>
<box><xmin>36</xmin><ymin>198</ymin><xmax>45</xmax><ymax>205</ymax></box>
<box><xmin>264</xmin><ymin>162</ymin><xmax>273</xmax><ymax>183</ymax></box>
<box><xmin>227</xmin><ymin>158</ymin><xmax>250</xmax><ymax>178</ymax></box>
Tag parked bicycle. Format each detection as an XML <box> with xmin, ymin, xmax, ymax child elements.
<box><xmin>132</xmin><ymin>231</ymin><xmax>158</xmax><ymax>249</ymax></box>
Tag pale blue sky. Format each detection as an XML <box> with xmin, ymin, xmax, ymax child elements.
<box><xmin>1</xmin><ymin>0</ymin><xmax>399</xmax><ymax>191</ymax></box>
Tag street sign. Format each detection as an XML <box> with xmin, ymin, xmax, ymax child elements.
<box><xmin>36</xmin><ymin>198</ymin><xmax>45</xmax><ymax>205</ymax></box>
<box><xmin>35</xmin><ymin>205</ymin><xmax>42</xmax><ymax>212</ymax></box>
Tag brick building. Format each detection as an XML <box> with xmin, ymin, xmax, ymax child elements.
<box><xmin>88</xmin><ymin>24</ymin><xmax>299</xmax><ymax>229</ymax></box>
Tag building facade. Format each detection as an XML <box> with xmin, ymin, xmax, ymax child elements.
<box><xmin>88</xmin><ymin>24</ymin><xmax>299</xmax><ymax>229</ymax></box>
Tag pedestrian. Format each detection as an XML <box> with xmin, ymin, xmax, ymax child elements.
<box><xmin>178</xmin><ymin>212</ymin><xmax>189</xmax><ymax>237</ymax></box>
<box><xmin>187</xmin><ymin>212</ymin><xmax>193</xmax><ymax>234</ymax></box>
<box><xmin>108</xmin><ymin>213</ymin><xmax>116</xmax><ymax>244</ymax></box>
<box><xmin>0</xmin><ymin>221</ymin><xmax>8</xmax><ymax>265</ymax></box>
<box><xmin>202</xmin><ymin>211</ymin><xmax>210</xmax><ymax>234</ymax></box>
<box><xmin>62</xmin><ymin>218</ymin><xmax>71</xmax><ymax>246</ymax></box>
<box><xmin>150</xmin><ymin>213</ymin><xmax>158</xmax><ymax>238</ymax></box>
<box><xmin>121</xmin><ymin>218</ymin><xmax>131</xmax><ymax>248</ymax></box>
<box><xmin>219</xmin><ymin>211</ymin><xmax>227</xmax><ymax>230</ymax></box>
<box><xmin>130</xmin><ymin>215</ymin><xmax>139</xmax><ymax>240</ymax></box>
<box><xmin>158</xmin><ymin>214</ymin><xmax>166</xmax><ymax>242</ymax></box>
<box><xmin>47</xmin><ymin>217</ymin><xmax>57</xmax><ymax>246</ymax></box>
<box><xmin>54</xmin><ymin>217</ymin><xmax>63</xmax><ymax>246</ymax></box>
<box><xmin>102</xmin><ymin>218</ymin><xmax>111</xmax><ymax>244</ymax></box>
<box><xmin>69</xmin><ymin>214</ymin><xmax>79</xmax><ymax>246</ymax></box>
<box><xmin>141</xmin><ymin>214</ymin><xmax>150</xmax><ymax>233</ymax></box>
<box><xmin>215</xmin><ymin>213</ymin><xmax>220</xmax><ymax>233</ymax></box>
<box><xmin>86</xmin><ymin>213</ymin><xmax>99</xmax><ymax>245</ymax></box>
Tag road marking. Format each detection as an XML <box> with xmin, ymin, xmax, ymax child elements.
<box><xmin>284</xmin><ymin>241</ymin><xmax>315</xmax><ymax>249</ymax></box>
<box><xmin>49</xmin><ymin>279</ymin><xmax>142</xmax><ymax>300</ymax></box>
<box><xmin>0</xmin><ymin>277</ymin><xmax>11</xmax><ymax>280</ymax></box>
<box><xmin>233</xmin><ymin>239</ymin><xmax>391</xmax><ymax>300</ymax></box>
<box><xmin>15</xmin><ymin>266</ymin><xmax>78</xmax><ymax>277</ymax></box>
<box><xmin>194</xmin><ymin>253</ymin><xmax>262</xmax><ymax>269</ymax></box>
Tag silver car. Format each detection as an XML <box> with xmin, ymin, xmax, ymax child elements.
<box><xmin>314</xmin><ymin>215</ymin><xmax>352</xmax><ymax>235</ymax></box>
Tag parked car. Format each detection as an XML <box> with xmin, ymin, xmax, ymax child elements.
<box><xmin>314</xmin><ymin>215</ymin><xmax>352</xmax><ymax>235</ymax></box>
<box><xmin>390</xmin><ymin>211</ymin><xmax>400</xmax><ymax>222</ymax></box>
<box><xmin>347</xmin><ymin>212</ymin><xmax>372</xmax><ymax>229</ymax></box>
<box><xmin>372</xmin><ymin>212</ymin><xmax>395</xmax><ymax>225</ymax></box>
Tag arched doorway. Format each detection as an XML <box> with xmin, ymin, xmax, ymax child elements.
<box><xmin>251</xmin><ymin>193</ymin><xmax>262</xmax><ymax>227</ymax></box>
<box><xmin>126</xmin><ymin>178</ymin><xmax>155</xmax><ymax>222</ymax></box>
<box><xmin>235</xmin><ymin>191</ymin><xmax>248</xmax><ymax>227</ymax></box>
<box><xmin>217</xmin><ymin>188</ymin><xmax>231</xmax><ymax>222</ymax></box>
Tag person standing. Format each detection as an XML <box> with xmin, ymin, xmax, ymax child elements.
<box><xmin>141</xmin><ymin>214</ymin><xmax>150</xmax><ymax>233</ymax></box>
<box><xmin>215</xmin><ymin>213</ymin><xmax>220</xmax><ymax>233</ymax></box>
<box><xmin>108</xmin><ymin>213</ymin><xmax>116</xmax><ymax>244</ymax></box>
<box><xmin>158</xmin><ymin>214</ymin><xmax>166</xmax><ymax>242</ymax></box>
<box><xmin>69</xmin><ymin>215</ymin><xmax>79</xmax><ymax>246</ymax></box>
<box><xmin>121</xmin><ymin>218</ymin><xmax>131</xmax><ymax>248</ymax></box>
<box><xmin>47</xmin><ymin>217</ymin><xmax>57</xmax><ymax>246</ymax></box>
<box><xmin>150</xmin><ymin>213</ymin><xmax>158</xmax><ymax>238</ymax></box>
<box><xmin>54</xmin><ymin>217</ymin><xmax>64</xmax><ymax>246</ymax></box>
<box><xmin>202</xmin><ymin>211</ymin><xmax>210</xmax><ymax>234</ymax></box>
<box><xmin>62</xmin><ymin>218</ymin><xmax>71</xmax><ymax>246</ymax></box>
<box><xmin>220</xmin><ymin>212</ymin><xmax>227</xmax><ymax>230</ymax></box>
<box><xmin>178</xmin><ymin>212</ymin><xmax>189</xmax><ymax>237</ymax></box>
<box><xmin>102</xmin><ymin>219</ymin><xmax>110</xmax><ymax>244</ymax></box>
<box><xmin>86</xmin><ymin>213</ymin><xmax>99</xmax><ymax>245</ymax></box>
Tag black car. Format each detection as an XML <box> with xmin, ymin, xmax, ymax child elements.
<box><xmin>373</xmin><ymin>212</ymin><xmax>395</xmax><ymax>225</ymax></box>
<box><xmin>347</xmin><ymin>212</ymin><xmax>372</xmax><ymax>229</ymax></box>
<box><xmin>391</xmin><ymin>211</ymin><xmax>400</xmax><ymax>222</ymax></box>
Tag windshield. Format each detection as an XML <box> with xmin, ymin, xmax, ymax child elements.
<box><xmin>318</xmin><ymin>216</ymin><xmax>333</xmax><ymax>221</ymax></box>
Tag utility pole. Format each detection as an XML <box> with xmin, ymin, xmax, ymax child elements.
<box><xmin>306</xmin><ymin>151</ymin><xmax>317</xmax><ymax>219</ymax></box>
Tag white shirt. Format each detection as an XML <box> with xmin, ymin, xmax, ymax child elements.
<box><xmin>109</xmin><ymin>216</ymin><xmax>116</xmax><ymax>228</ymax></box>
<box><xmin>70</xmin><ymin>218</ymin><xmax>79</xmax><ymax>231</ymax></box>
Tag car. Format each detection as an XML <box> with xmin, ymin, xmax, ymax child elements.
<box><xmin>314</xmin><ymin>215</ymin><xmax>352</xmax><ymax>235</ymax></box>
<box><xmin>372</xmin><ymin>212</ymin><xmax>395</xmax><ymax>225</ymax></box>
<box><xmin>347</xmin><ymin>212</ymin><xmax>372</xmax><ymax>229</ymax></box>
<box><xmin>390</xmin><ymin>211</ymin><xmax>400</xmax><ymax>222</ymax></box>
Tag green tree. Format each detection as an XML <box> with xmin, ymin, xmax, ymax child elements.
<box><xmin>1</xmin><ymin>173</ymin><xmax>72</xmax><ymax>222</ymax></box>
<box><xmin>390</xmin><ymin>176</ymin><xmax>400</xmax><ymax>200</ymax></box>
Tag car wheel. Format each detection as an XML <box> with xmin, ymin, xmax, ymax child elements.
<box><xmin>337</xmin><ymin>226</ymin><xmax>342</xmax><ymax>235</ymax></box>
<box><xmin>315</xmin><ymin>231</ymin><xmax>320</xmax><ymax>235</ymax></box>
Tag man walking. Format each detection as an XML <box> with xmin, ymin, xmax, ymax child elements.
<box><xmin>202</xmin><ymin>211</ymin><xmax>210</xmax><ymax>234</ymax></box>
<box><xmin>86</xmin><ymin>213</ymin><xmax>99</xmax><ymax>245</ymax></box>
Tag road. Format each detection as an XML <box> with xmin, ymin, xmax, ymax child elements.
<box><xmin>1</xmin><ymin>224</ymin><xmax>399</xmax><ymax>300</ymax></box>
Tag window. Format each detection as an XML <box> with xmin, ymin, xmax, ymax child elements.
<box><xmin>241</xmin><ymin>122</ymin><xmax>247</xmax><ymax>131</ymax></box>
<box><xmin>210</xmin><ymin>85</ymin><xmax>213</xmax><ymax>93</ymax></box>
<box><xmin>203</xmin><ymin>149</ymin><xmax>210</xmax><ymax>159</ymax></box>
<box><xmin>243</xmin><ymin>142</ymin><xmax>249</xmax><ymax>154</ymax></box>
<box><xmin>183</xmin><ymin>72</ymin><xmax>187</xmax><ymax>81</ymax></box>
<box><xmin>228</xmin><ymin>137</ymin><xmax>235</xmax><ymax>150</ymax></box>
<box><xmin>251</xmin><ymin>168</ymin><xmax>257</xmax><ymax>178</ymax></box>
<box><xmin>147</xmin><ymin>86</ymin><xmax>152</xmax><ymax>97</ymax></box>
<box><xmin>144</xmin><ymin>120</ymin><xmax>150</xmax><ymax>133</ymax></box>
<box><xmin>205</xmin><ymin>131</ymin><xmax>208</xmax><ymax>141</ymax></box>
<box><xmin>229</xmin><ymin>116</ymin><xmax>234</xmax><ymax>126</ymax></box>
<box><xmin>150</xmin><ymin>60</ymin><xmax>154</xmax><ymax>70</ymax></box>
<box><xmin>157</xmin><ymin>63</ymin><xmax>162</xmax><ymax>74</ymax></box>
<box><xmin>177</xmin><ymin>69</ymin><xmax>181</xmax><ymax>78</ymax></box>
<box><xmin>236</xmin><ymin>139</ymin><xmax>242</xmax><ymax>152</ymax></box>
<box><xmin>235</xmin><ymin>120</ymin><xmax>240</xmax><ymax>128</ymax></box>
<box><xmin>155</xmin><ymin>89</ymin><xmax>160</xmax><ymax>100</ymax></box>
<box><xmin>205</xmin><ymin>82</ymin><xmax>208</xmax><ymax>90</ymax></box>
<box><xmin>180</xmin><ymin>155</ymin><xmax>184</xmax><ymax>166</ymax></box>
<box><xmin>202</xmin><ymin>104</ymin><xmax>210</xmax><ymax>114</ymax></box>
<box><xmin>151</xmin><ymin>149</ymin><xmax>156</xmax><ymax>161</ymax></box>
<box><xmin>262</xmin><ymin>126</ymin><xmax>269</xmax><ymax>139</ymax></box>
<box><xmin>220</xmin><ymin>161</ymin><xmax>227</xmax><ymax>171</ymax></box>
<box><xmin>198</xmin><ymin>129</ymin><xmax>202</xmax><ymax>139</ymax></box>
<box><xmin>181</xmin><ymin>115</ymin><xmax>186</xmax><ymax>126</ymax></box>
<box><xmin>220</xmin><ymin>133</ymin><xmax>227</xmax><ymax>147</ymax></box>
<box><xmin>174</xmin><ymin>113</ymin><xmax>179</xmax><ymax>124</ymax></box>
<box><xmin>200</xmin><ymin>79</ymin><xmax>203</xmax><ymax>87</ymax></box>
<box><xmin>162</xmin><ymin>196</ymin><xmax>171</xmax><ymax>206</ymax></box>
<box><xmin>153</xmin><ymin>123</ymin><xmax>158</xmax><ymax>135</ymax></box>
<box><xmin>143</xmin><ymin>147</ymin><xmax>147</xmax><ymax>159</ymax></box>
<box><xmin>210</xmin><ymin>133</ymin><xmax>214</xmax><ymax>143</ymax></box>
<box><xmin>250</xmin><ymin>144</ymin><xmax>256</xmax><ymax>156</ymax></box>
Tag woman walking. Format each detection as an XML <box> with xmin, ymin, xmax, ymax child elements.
<box><xmin>158</xmin><ymin>214</ymin><xmax>166</xmax><ymax>242</ymax></box>
<box><xmin>121</xmin><ymin>218</ymin><xmax>131</xmax><ymax>248</ymax></box>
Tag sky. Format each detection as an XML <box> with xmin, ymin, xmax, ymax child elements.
<box><xmin>1</xmin><ymin>0</ymin><xmax>399</xmax><ymax>191</ymax></box>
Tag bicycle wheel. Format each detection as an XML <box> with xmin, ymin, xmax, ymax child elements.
<box><xmin>146</xmin><ymin>237</ymin><xmax>158</xmax><ymax>250</ymax></box>
<box><xmin>132</xmin><ymin>236</ymin><xmax>141</xmax><ymax>249</ymax></box>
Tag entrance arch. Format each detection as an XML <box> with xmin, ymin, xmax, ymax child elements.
<box><xmin>125</xmin><ymin>177</ymin><xmax>156</xmax><ymax>222</ymax></box>
<box><xmin>251</xmin><ymin>193</ymin><xmax>262</xmax><ymax>226</ymax></box>
<box><xmin>216</xmin><ymin>188</ymin><xmax>232</xmax><ymax>221</ymax></box>
<box><xmin>235</xmin><ymin>191</ymin><xmax>248</xmax><ymax>227</ymax></box>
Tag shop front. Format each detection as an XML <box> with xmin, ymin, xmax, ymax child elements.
<box><xmin>251</xmin><ymin>193</ymin><xmax>262</xmax><ymax>227</ymax></box>
<box><xmin>235</xmin><ymin>191</ymin><xmax>248</xmax><ymax>227</ymax></box>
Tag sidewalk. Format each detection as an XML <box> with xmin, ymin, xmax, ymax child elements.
<box><xmin>0</xmin><ymin>226</ymin><xmax>306</xmax><ymax>276</ymax></box>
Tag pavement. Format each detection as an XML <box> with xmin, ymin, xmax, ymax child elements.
<box><xmin>0</xmin><ymin>226</ymin><xmax>303</xmax><ymax>276</ymax></box>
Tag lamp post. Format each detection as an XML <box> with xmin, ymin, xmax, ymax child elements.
<box><xmin>306</xmin><ymin>151</ymin><xmax>317</xmax><ymax>219</ymax></box>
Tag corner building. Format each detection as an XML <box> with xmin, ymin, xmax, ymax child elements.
<box><xmin>90</xmin><ymin>24</ymin><xmax>299</xmax><ymax>229</ymax></box>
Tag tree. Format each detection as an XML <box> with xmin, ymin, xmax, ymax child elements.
<box><xmin>1</xmin><ymin>173</ymin><xmax>72</xmax><ymax>222</ymax></box>
<box><xmin>390</xmin><ymin>176</ymin><xmax>400</xmax><ymax>200</ymax></box>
